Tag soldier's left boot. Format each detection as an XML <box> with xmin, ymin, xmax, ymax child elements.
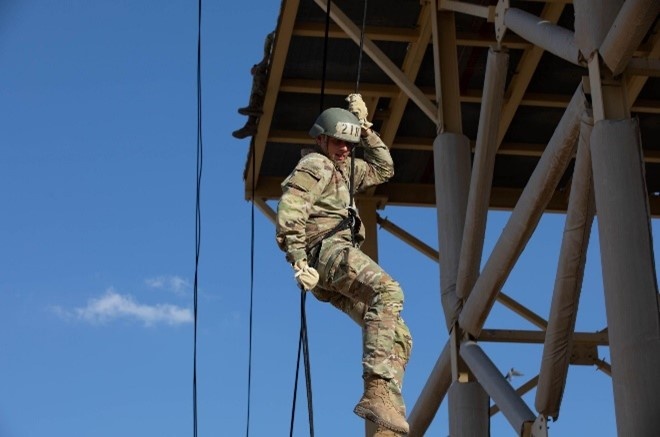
<box><xmin>232</xmin><ymin>124</ymin><xmax>257</xmax><ymax>139</ymax></box>
<box><xmin>354</xmin><ymin>376</ymin><xmax>409</xmax><ymax>434</ymax></box>
<box><xmin>378</xmin><ymin>380</ymin><xmax>406</xmax><ymax>435</ymax></box>
<box><xmin>238</xmin><ymin>106</ymin><xmax>263</xmax><ymax>117</ymax></box>
<box><xmin>388</xmin><ymin>379</ymin><xmax>406</xmax><ymax>418</ymax></box>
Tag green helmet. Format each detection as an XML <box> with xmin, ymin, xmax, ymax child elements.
<box><xmin>309</xmin><ymin>107</ymin><xmax>361</xmax><ymax>143</ymax></box>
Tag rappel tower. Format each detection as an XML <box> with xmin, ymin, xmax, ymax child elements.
<box><xmin>238</xmin><ymin>0</ymin><xmax>660</xmax><ymax>435</ymax></box>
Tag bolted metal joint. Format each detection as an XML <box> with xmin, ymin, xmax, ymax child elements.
<box><xmin>495</xmin><ymin>0</ymin><xmax>509</xmax><ymax>43</ymax></box>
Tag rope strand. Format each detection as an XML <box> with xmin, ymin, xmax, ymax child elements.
<box><xmin>193</xmin><ymin>0</ymin><xmax>203</xmax><ymax>435</ymax></box>
<box><xmin>319</xmin><ymin>0</ymin><xmax>331</xmax><ymax>112</ymax></box>
<box><xmin>355</xmin><ymin>0</ymin><xmax>368</xmax><ymax>93</ymax></box>
<box><xmin>245</xmin><ymin>143</ymin><xmax>256</xmax><ymax>436</ymax></box>
<box><xmin>349</xmin><ymin>0</ymin><xmax>368</xmax><ymax>245</ymax></box>
<box><xmin>289</xmin><ymin>0</ymin><xmax>332</xmax><ymax>434</ymax></box>
<box><xmin>301</xmin><ymin>291</ymin><xmax>314</xmax><ymax>436</ymax></box>
<box><xmin>289</xmin><ymin>1</ymin><xmax>368</xmax><ymax>434</ymax></box>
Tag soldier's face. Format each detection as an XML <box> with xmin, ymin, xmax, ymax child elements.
<box><xmin>319</xmin><ymin>135</ymin><xmax>352</xmax><ymax>162</ymax></box>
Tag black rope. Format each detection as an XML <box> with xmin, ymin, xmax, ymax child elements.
<box><xmin>349</xmin><ymin>0</ymin><xmax>368</xmax><ymax>245</ymax></box>
<box><xmin>289</xmin><ymin>327</ymin><xmax>302</xmax><ymax>436</ymax></box>
<box><xmin>319</xmin><ymin>0</ymin><xmax>331</xmax><ymax>112</ymax></box>
<box><xmin>290</xmin><ymin>287</ymin><xmax>315</xmax><ymax>437</ymax></box>
<box><xmin>289</xmin><ymin>1</ymin><xmax>370</xmax><ymax>434</ymax></box>
<box><xmin>288</xmin><ymin>0</ymin><xmax>332</xmax><ymax>435</ymax></box>
<box><xmin>193</xmin><ymin>0</ymin><xmax>203</xmax><ymax>435</ymax></box>
<box><xmin>354</xmin><ymin>0</ymin><xmax>368</xmax><ymax>94</ymax></box>
<box><xmin>301</xmin><ymin>290</ymin><xmax>314</xmax><ymax>435</ymax></box>
<box><xmin>245</xmin><ymin>142</ymin><xmax>256</xmax><ymax>435</ymax></box>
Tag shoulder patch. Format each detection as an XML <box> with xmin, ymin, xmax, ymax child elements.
<box><xmin>284</xmin><ymin>169</ymin><xmax>319</xmax><ymax>192</ymax></box>
<box><xmin>282</xmin><ymin>153</ymin><xmax>332</xmax><ymax>193</ymax></box>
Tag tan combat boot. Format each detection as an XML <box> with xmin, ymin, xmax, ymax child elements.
<box><xmin>354</xmin><ymin>376</ymin><xmax>409</xmax><ymax>434</ymax></box>
<box><xmin>388</xmin><ymin>378</ymin><xmax>406</xmax><ymax>417</ymax></box>
<box><xmin>389</xmin><ymin>341</ymin><xmax>408</xmax><ymax>418</ymax></box>
<box><xmin>374</xmin><ymin>426</ymin><xmax>405</xmax><ymax>437</ymax></box>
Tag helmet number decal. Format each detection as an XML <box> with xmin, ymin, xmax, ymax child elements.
<box><xmin>335</xmin><ymin>121</ymin><xmax>361</xmax><ymax>142</ymax></box>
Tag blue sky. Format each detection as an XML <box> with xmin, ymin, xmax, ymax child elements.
<box><xmin>0</xmin><ymin>1</ymin><xmax>641</xmax><ymax>436</ymax></box>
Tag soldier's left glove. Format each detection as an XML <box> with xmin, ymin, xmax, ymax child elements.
<box><xmin>346</xmin><ymin>93</ymin><xmax>373</xmax><ymax>130</ymax></box>
<box><xmin>293</xmin><ymin>259</ymin><xmax>319</xmax><ymax>291</ymax></box>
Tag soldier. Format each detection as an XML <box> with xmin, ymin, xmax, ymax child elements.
<box><xmin>232</xmin><ymin>31</ymin><xmax>275</xmax><ymax>139</ymax></box>
<box><xmin>276</xmin><ymin>94</ymin><xmax>412</xmax><ymax>435</ymax></box>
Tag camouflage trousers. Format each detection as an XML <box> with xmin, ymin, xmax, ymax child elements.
<box><xmin>310</xmin><ymin>235</ymin><xmax>413</xmax><ymax>391</ymax></box>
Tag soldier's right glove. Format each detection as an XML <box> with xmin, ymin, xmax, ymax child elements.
<box><xmin>346</xmin><ymin>93</ymin><xmax>373</xmax><ymax>130</ymax></box>
<box><xmin>293</xmin><ymin>259</ymin><xmax>319</xmax><ymax>291</ymax></box>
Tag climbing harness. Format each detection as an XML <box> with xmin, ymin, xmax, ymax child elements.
<box><xmin>307</xmin><ymin>214</ymin><xmax>353</xmax><ymax>267</ymax></box>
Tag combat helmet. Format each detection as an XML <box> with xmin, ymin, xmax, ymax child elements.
<box><xmin>309</xmin><ymin>107</ymin><xmax>361</xmax><ymax>144</ymax></box>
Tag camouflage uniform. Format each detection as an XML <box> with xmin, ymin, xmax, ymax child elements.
<box><xmin>276</xmin><ymin>131</ymin><xmax>412</xmax><ymax>403</ymax></box>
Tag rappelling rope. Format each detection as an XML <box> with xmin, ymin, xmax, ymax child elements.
<box><xmin>193</xmin><ymin>0</ymin><xmax>203</xmax><ymax>435</ymax></box>
<box><xmin>245</xmin><ymin>146</ymin><xmax>256</xmax><ymax>436</ymax></box>
<box><xmin>318</xmin><ymin>0</ymin><xmax>332</xmax><ymax>112</ymax></box>
<box><xmin>289</xmin><ymin>0</ymin><xmax>334</xmax><ymax>434</ymax></box>
<box><xmin>290</xmin><ymin>285</ymin><xmax>315</xmax><ymax>437</ymax></box>
<box><xmin>354</xmin><ymin>0</ymin><xmax>368</xmax><ymax>94</ymax></box>
<box><xmin>348</xmin><ymin>0</ymin><xmax>369</xmax><ymax>246</ymax></box>
<box><xmin>289</xmin><ymin>0</ymin><xmax>368</xmax><ymax>436</ymax></box>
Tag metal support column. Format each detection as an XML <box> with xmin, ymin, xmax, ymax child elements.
<box><xmin>590</xmin><ymin>115</ymin><xmax>660</xmax><ymax>435</ymax></box>
<box><xmin>576</xmin><ymin>0</ymin><xmax>660</xmax><ymax>433</ymax></box>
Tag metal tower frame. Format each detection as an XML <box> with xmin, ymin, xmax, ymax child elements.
<box><xmin>241</xmin><ymin>1</ymin><xmax>660</xmax><ymax>435</ymax></box>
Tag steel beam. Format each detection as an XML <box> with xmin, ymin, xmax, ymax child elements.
<box><xmin>312</xmin><ymin>0</ymin><xmax>437</xmax><ymax>123</ymax></box>
<box><xmin>457</xmin><ymin>48</ymin><xmax>508</xmax><ymax>300</ymax></box>
<box><xmin>459</xmin><ymin>85</ymin><xmax>587</xmax><ymax>338</ymax></box>
<box><xmin>535</xmin><ymin>106</ymin><xmax>595</xmax><ymax>419</ymax></box>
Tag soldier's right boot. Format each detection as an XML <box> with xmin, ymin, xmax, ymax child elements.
<box><xmin>354</xmin><ymin>376</ymin><xmax>409</xmax><ymax>434</ymax></box>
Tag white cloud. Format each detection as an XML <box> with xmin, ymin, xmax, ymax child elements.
<box><xmin>69</xmin><ymin>288</ymin><xmax>193</xmax><ymax>326</ymax></box>
<box><xmin>145</xmin><ymin>275</ymin><xmax>190</xmax><ymax>295</ymax></box>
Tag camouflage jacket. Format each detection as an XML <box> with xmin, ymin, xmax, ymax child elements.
<box><xmin>276</xmin><ymin>131</ymin><xmax>394</xmax><ymax>264</ymax></box>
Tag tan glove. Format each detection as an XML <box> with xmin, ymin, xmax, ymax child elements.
<box><xmin>293</xmin><ymin>259</ymin><xmax>319</xmax><ymax>290</ymax></box>
<box><xmin>346</xmin><ymin>93</ymin><xmax>373</xmax><ymax>130</ymax></box>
